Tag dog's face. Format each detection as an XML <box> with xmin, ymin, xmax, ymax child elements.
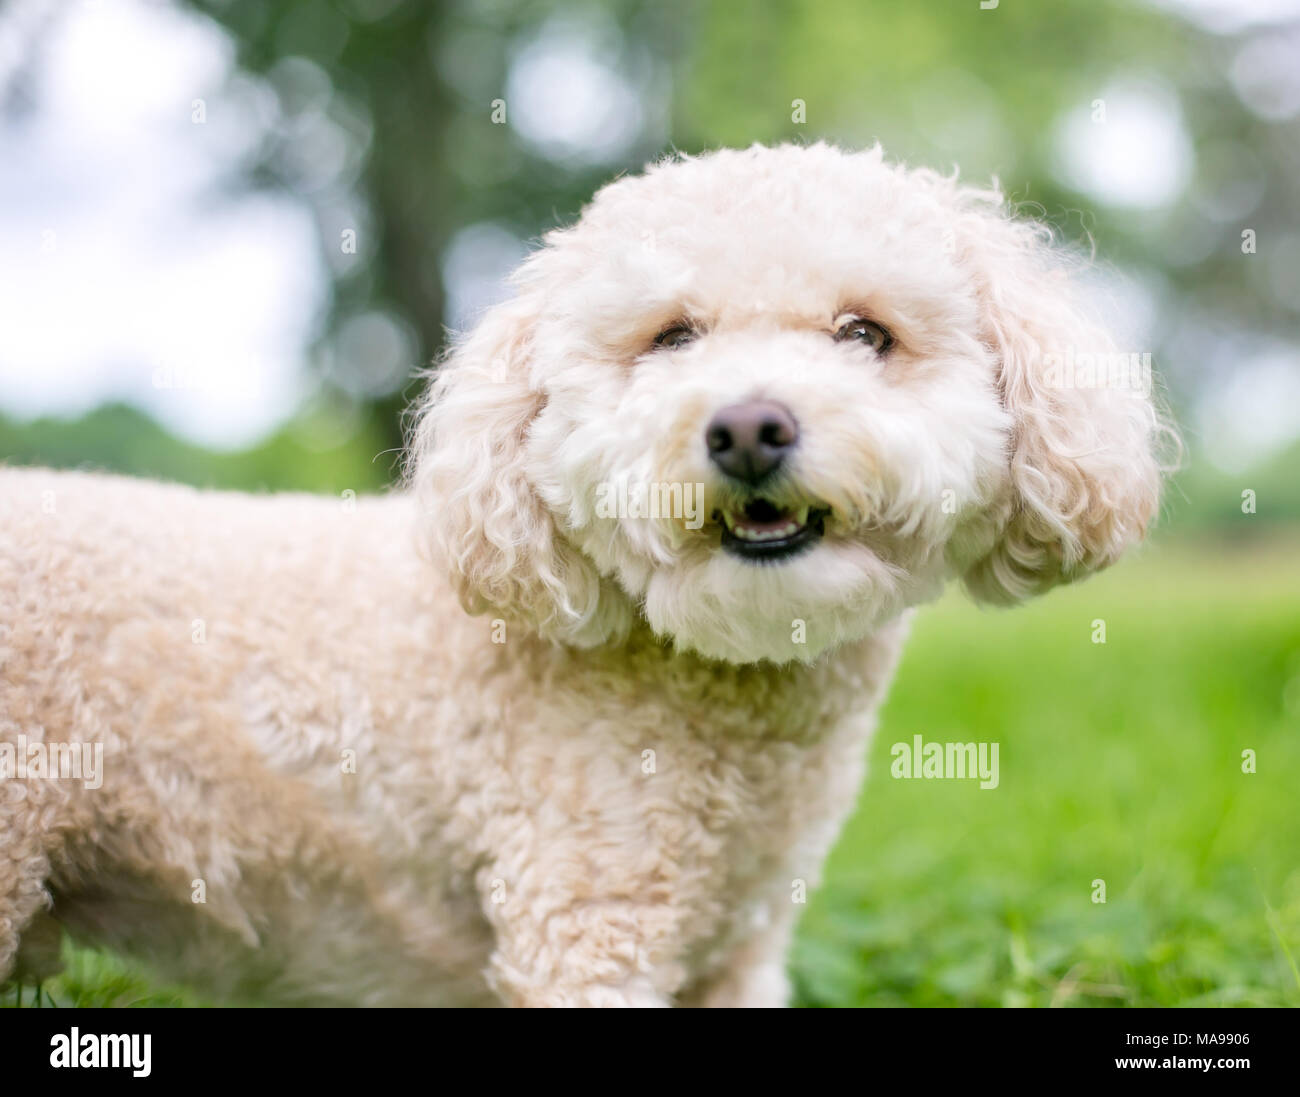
<box><xmin>412</xmin><ymin>144</ymin><xmax>1163</xmax><ymax>664</ymax></box>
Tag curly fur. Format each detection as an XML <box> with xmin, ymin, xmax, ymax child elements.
<box><xmin>1</xmin><ymin>143</ymin><xmax>1167</xmax><ymax>1006</ymax></box>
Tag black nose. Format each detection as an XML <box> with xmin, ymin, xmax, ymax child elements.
<box><xmin>705</xmin><ymin>400</ymin><xmax>799</xmax><ymax>486</ymax></box>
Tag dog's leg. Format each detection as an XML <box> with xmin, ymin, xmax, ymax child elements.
<box><xmin>11</xmin><ymin>909</ymin><xmax>64</xmax><ymax>986</ymax></box>
<box><xmin>691</xmin><ymin>925</ymin><xmax>795</xmax><ymax>1008</ymax></box>
<box><xmin>0</xmin><ymin>791</ymin><xmax>56</xmax><ymax>985</ymax></box>
<box><xmin>677</xmin><ymin>901</ymin><xmax>799</xmax><ymax>1008</ymax></box>
<box><xmin>479</xmin><ymin>870</ymin><xmax>687</xmax><ymax>1007</ymax></box>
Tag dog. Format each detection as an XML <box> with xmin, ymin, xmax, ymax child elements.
<box><xmin>0</xmin><ymin>142</ymin><xmax>1165</xmax><ymax>1007</ymax></box>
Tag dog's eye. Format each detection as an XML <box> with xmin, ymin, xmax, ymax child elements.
<box><xmin>833</xmin><ymin>316</ymin><xmax>894</xmax><ymax>354</ymax></box>
<box><xmin>654</xmin><ymin>324</ymin><xmax>697</xmax><ymax>350</ymax></box>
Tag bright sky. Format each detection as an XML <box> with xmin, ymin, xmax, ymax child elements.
<box><xmin>0</xmin><ymin>0</ymin><xmax>321</xmax><ymax>449</ymax></box>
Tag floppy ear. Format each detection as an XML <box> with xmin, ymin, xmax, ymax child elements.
<box><xmin>954</xmin><ymin>199</ymin><xmax>1169</xmax><ymax>604</ymax></box>
<box><xmin>406</xmin><ymin>292</ymin><xmax>613</xmax><ymax>644</ymax></box>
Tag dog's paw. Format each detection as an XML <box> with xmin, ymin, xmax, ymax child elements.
<box><xmin>577</xmin><ymin>975</ymin><xmax>669</xmax><ymax>1008</ymax></box>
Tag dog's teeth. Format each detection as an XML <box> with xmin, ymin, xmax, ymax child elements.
<box><xmin>717</xmin><ymin>500</ymin><xmax>828</xmax><ymax>551</ymax></box>
<box><xmin>731</xmin><ymin>521</ymin><xmax>805</xmax><ymax>542</ymax></box>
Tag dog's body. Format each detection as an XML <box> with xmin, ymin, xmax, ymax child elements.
<box><xmin>0</xmin><ymin>467</ymin><xmax>903</xmax><ymax>1006</ymax></box>
<box><xmin>1</xmin><ymin>143</ymin><xmax>1165</xmax><ymax>1006</ymax></box>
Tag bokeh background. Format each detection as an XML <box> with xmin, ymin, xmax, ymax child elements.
<box><xmin>1</xmin><ymin>0</ymin><xmax>1297</xmax><ymax>1006</ymax></box>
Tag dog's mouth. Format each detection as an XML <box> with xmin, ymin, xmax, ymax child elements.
<box><xmin>713</xmin><ymin>498</ymin><xmax>830</xmax><ymax>562</ymax></box>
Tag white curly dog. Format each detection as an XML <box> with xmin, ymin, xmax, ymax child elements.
<box><xmin>0</xmin><ymin>143</ymin><xmax>1164</xmax><ymax>1007</ymax></box>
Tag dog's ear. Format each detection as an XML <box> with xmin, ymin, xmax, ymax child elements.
<box><xmin>407</xmin><ymin>291</ymin><xmax>612</xmax><ymax>644</ymax></box>
<box><xmin>953</xmin><ymin>199</ymin><xmax>1169</xmax><ymax>604</ymax></box>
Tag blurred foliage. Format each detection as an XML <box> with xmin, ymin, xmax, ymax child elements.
<box><xmin>0</xmin><ymin>0</ymin><xmax>1293</xmax><ymax>488</ymax></box>
<box><xmin>176</xmin><ymin>0</ymin><xmax>681</xmax><ymax>452</ymax></box>
<box><xmin>155</xmin><ymin>0</ymin><xmax>1295</xmax><ymax>454</ymax></box>
<box><xmin>0</xmin><ymin>404</ymin><xmax>394</xmax><ymax>494</ymax></box>
<box><xmin>1167</xmin><ymin>439</ymin><xmax>1300</xmax><ymax>530</ymax></box>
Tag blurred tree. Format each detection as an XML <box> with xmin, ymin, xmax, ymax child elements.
<box><xmin>181</xmin><ymin>0</ymin><xmax>685</xmax><ymax>455</ymax></box>
<box><xmin>5</xmin><ymin>0</ymin><xmax>1297</xmax><ymax>486</ymax></box>
<box><xmin>182</xmin><ymin>0</ymin><xmax>1297</xmax><ymax>449</ymax></box>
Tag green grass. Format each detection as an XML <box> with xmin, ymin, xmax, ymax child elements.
<box><xmin>792</xmin><ymin>532</ymin><xmax>1300</xmax><ymax>1007</ymax></box>
<box><xmin>7</xmin><ymin>532</ymin><xmax>1298</xmax><ymax>1007</ymax></box>
<box><xmin>3</xmin><ymin>946</ymin><xmax>199</xmax><ymax>1009</ymax></box>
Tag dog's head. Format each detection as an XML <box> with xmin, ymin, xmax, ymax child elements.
<box><xmin>409</xmin><ymin>143</ymin><xmax>1166</xmax><ymax>664</ymax></box>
